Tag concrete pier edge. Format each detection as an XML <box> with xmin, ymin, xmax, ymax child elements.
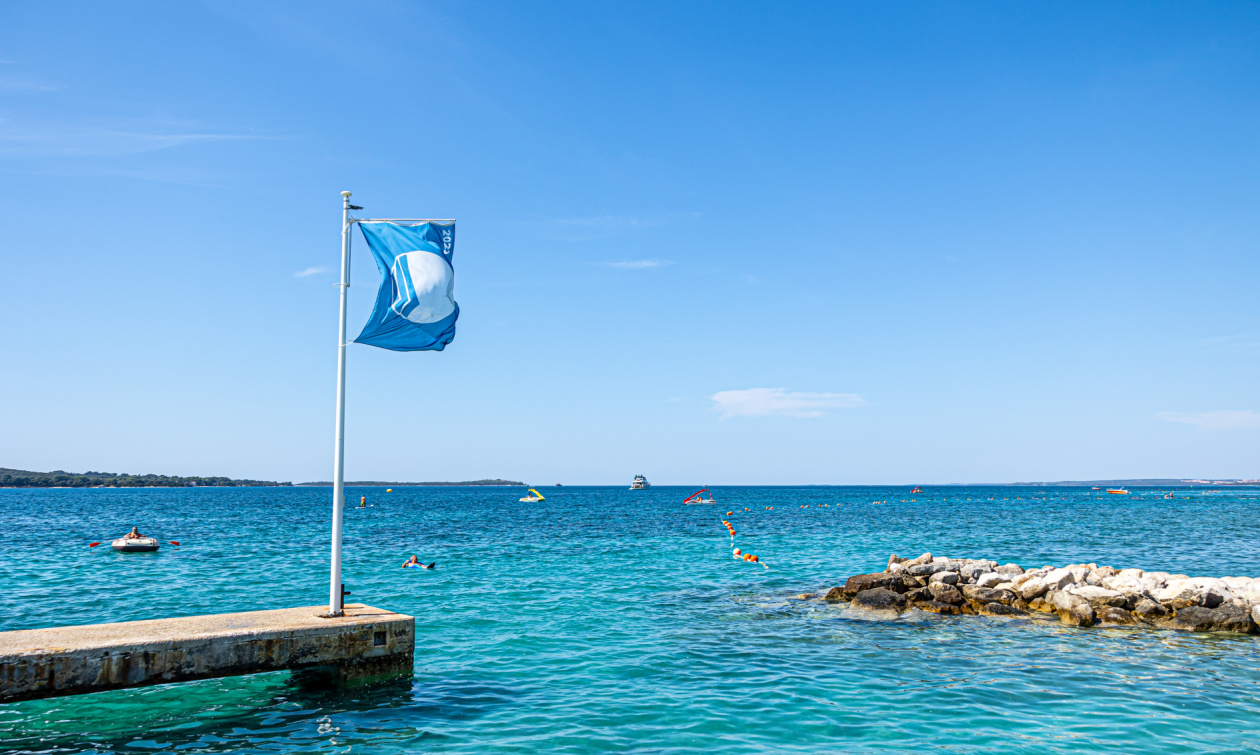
<box><xmin>0</xmin><ymin>604</ymin><xmax>415</xmax><ymax>704</ymax></box>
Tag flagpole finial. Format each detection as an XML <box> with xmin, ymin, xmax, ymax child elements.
<box><xmin>341</xmin><ymin>191</ymin><xmax>352</xmax><ymax>198</ymax></box>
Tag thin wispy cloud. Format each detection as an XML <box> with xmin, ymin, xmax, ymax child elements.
<box><xmin>606</xmin><ymin>259</ymin><xmax>670</xmax><ymax>270</ymax></box>
<box><xmin>0</xmin><ymin>121</ymin><xmax>274</xmax><ymax>158</ymax></box>
<box><xmin>711</xmin><ymin>388</ymin><xmax>865</xmax><ymax>419</ymax></box>
<box><xmin>294</xmin><ymin>266</ymin><xmax>327</xmax><ymax>278</ymax></box>
<box><xmin>555</xmin><ymin>211</ymin><xmax>699</xmax><ymax>230</ymax></box>
<box><xmin>1156</xmin><ymin>410</ymin><xmax>1260</xmax><ymax>430</ymax></box>
<box><xmin>555</xmin><ymin>214</ymin><xmax>664</xmax><ymax>231</ymax></box>
<box><xmin>529</xmin><ymin>211</ymin><xmax>700</xmax><ymax>242</ymax></box>
<box><xmin>1201</xmin><ymin>332</ymin><xmax>1260</xmax><ymax>352</ymax></box>
<box><xmin>0</xmin><ymin>74</ymin><xmax>56</xmax><ymax>92</ymax></box>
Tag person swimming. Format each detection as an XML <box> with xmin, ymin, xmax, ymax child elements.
<box><xmin>402</xmin><ymin>556</ymin><xmax>436</xmax><ymax>569</ymax></box>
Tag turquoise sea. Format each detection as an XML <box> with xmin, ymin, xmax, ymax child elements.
<box><xmin>2</xmin><ymin>485</ymin><xmax>1260</xmax><ymax>754</ymax></box>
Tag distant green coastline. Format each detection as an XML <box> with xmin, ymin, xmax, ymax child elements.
<box><xmin>0</xmin><ymin>467</ymin><xmax>291</xmax><ymax>488</ymax></box>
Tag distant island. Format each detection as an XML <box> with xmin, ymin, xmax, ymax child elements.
<box><xmin>0</xmin><ymin>467</ymin><xmax>291</xmax><ymax>488</ymax></box>
<box><xmin>295</xmin><ymin>479</ymin><xmax>525</xmax><ymax>486</ymax></box>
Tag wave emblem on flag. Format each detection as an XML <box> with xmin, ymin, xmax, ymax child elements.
<box><xmin>355</xmin><ymin>221</ymin><xmax>458</xmax><ymax>351</ymax></box>
<box><xmin>390</xmin><ymin>251</ymin><xmax>454</xmax><ymax>324</ymax></box>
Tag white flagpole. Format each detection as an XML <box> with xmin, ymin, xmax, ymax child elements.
<box><xmin>329</xmin><ymin>190</ymin><xmax>352</xmax><ymax>616</ymax></box>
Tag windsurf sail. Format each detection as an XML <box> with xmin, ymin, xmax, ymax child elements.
<box><xmin>683</xmin><ymin>489</ymin><xmax>709</xmax><ymax>504</ymax></box>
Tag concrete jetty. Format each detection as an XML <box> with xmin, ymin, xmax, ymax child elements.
<box><xmin>0</xmin><ymin>604</ymin><xmax>414</xmax><ymax>704</ymax></box>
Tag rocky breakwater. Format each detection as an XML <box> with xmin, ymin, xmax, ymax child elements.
<box><xmin>817</xmin><ymin>553</ymin><xmax>1260</xmax><ymax>633</ymax></box>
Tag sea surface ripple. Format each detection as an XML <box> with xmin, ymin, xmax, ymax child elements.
<box><xmin>1</xmin><ymin>485</ymin><xmax>1259</xmax><ymax>753</ymax></box>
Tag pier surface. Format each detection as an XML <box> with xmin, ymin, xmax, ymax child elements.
<box><xmin>0</xmin><ymin>604</ymin><xmax>414</xmax><ymax>704</ymax></box>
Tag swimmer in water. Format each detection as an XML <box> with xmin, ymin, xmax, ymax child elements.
<box><xmin>402</xmin><ymin>556</ymin><xmax>436</xmax><ymax>569</ymax></box>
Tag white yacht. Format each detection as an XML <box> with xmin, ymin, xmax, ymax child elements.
<box><xmin>629</xmin><ymin>474</ymin><xmax>650</xmax><ymax>490</ymax></box>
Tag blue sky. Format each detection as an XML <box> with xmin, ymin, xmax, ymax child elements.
<box><xmin>2</xmin><ymin>2</ymin><xmax>1257</xmax><ymax>484</ymax></box>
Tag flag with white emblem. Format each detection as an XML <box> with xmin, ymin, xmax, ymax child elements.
<box><xmin>354</xmin><ymin>221</ymin><xmax>458</xmax><ymax>351</ymax></box>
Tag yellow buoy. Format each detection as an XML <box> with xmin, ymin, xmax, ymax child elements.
<box><xmin>386</xmin><ymin>488</ymin><xmax>392</xmax><ymax>492</ymax></box>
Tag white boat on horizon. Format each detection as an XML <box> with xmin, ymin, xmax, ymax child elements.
<box><xmin>630</xmin><ymin>475</ymin><xmax>650</xmax><ymax>490</ymax></box>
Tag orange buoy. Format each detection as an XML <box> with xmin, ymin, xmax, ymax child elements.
<box><xmin>727</xmin><ymin>511</ymin><xmax>733</xmax><ymax>515</ymax></box>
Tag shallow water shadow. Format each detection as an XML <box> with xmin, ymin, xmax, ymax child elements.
<box><xmin>0</xmin><ymin>672</ymin><xmax>522</xmax><ymax>754</ymax></box>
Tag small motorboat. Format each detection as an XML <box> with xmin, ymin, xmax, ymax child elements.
<box><xmin>112</xmin><ymin>537</ymin><xmax>160</xmax><ymax>553</ymax></box>
<box><xmin>1106</xmin><ymin>488</ymin><xmax>1129</xmax><ymax>495</ymax></box>
<box><xmin>683</xmin><ymin>488</ymin><xmax>716</xmax><ymax>505</ymax></box>
<box><xmin>519</xmin><ymin>488</ymin><xmax>546</xmax><ymax>502</ymax></box>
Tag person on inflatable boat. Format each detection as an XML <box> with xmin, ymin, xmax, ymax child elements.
<box><xmin>124</xmin><ymin>527</ymin><xmax>145</xmax><ymax>540</ymax></box>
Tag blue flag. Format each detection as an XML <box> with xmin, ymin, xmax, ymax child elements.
<box><xmin>354</xmin><ymin>221</ymin><xmax>458</xmax><ymax>351</ymax></box>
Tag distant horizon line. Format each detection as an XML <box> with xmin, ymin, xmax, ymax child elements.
<box><xmin>293</xmin><ymin>478</ymin><xmax>1260</xmax><ymax>488</ymax></box>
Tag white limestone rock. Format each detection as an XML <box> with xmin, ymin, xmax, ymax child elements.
<box><xmin>1043</xmin><ymin>568</ymin><xmax>1077</xmax><ymax>591</ymax></box>
<box><xmin>976</xmin><ymin>572</ymin><xmax>1007</xmax><ymax>589</ymax></box>
<box><xmin>1153</xmin><ymin>579</ymin><xmax>1226</xmax><ymax>609</ymax></box>
<box><xmin>1016</xmin><ymin>577</ymin><xmax>1051</xmax><ymax>601</ymax></box>
<box><xmin>906</xmin><ymin>560</ymin><xmax>954</xmax><ymax>576</ymax></box>
<box><xmin>1067</xmin><ymin>585</ymin><xmax>1127</xmax><ymax>609</ymax></box>
<box><xmin>960</xmin><ymin>562</ymin><xmax>993</xmax><ymax>582</ymax></box>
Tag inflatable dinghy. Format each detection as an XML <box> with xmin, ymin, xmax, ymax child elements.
<box><xmin>112</xmin><ymin>537</ymin><xmax>160</xmax><ymax>552</ymax></box>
